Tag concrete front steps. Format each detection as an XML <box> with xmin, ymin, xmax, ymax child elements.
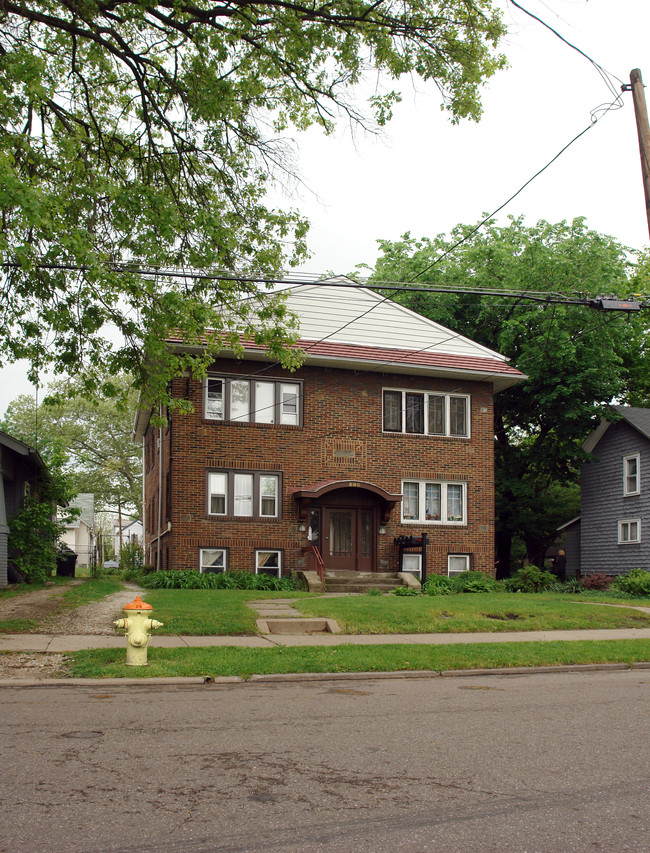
<box><xmin>323</xmin><ymin>570</ymin><xmax>420</xmax><ymax>593</ymax></box>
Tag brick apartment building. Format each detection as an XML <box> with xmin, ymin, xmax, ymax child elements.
<box><xmin>134</xmin><ymin>282</ymin><xmax>524</xmax><ymax>581</ymax></box>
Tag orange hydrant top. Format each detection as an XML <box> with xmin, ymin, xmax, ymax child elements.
<box><xmin>123</xmin><ymin>595</ymin><xmax>153</xmax><ymax>611</ymax></box>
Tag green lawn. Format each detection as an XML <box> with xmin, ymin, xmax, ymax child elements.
<box><xmin>108</xmin><ymin>589</ymin><xmax>650</xmax><ymax>636</ymax></box>
<box><xmin>143</xmin><ymin>588</ymin><xmax>313</xmax><ymax>635</ymax></box>
<box><xmin>293</xmin><ymin>592</ymin><xmax>650</xmax><ymax>634</ymax></box>
<box><xmin>70</xmin><ymin>638</ymin><xmax>650</xmax><ymax>679</ymax></box>
<box><xmin>2</xmin><ymin>583</ymin><xmax>648</xmax><ymax>637</ymax></box>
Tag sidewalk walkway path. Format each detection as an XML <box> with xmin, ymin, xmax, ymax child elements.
<box><xmin>3</xmin><ymin>627</ymin><xmax>650</xmax><ymax>653</ymax></box>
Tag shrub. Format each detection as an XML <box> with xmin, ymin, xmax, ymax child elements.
<box><xmin>423</xmin><ymin>575</ymin><xmax>453</xmax><ymax>596</ymax></box>
<box><xmin>365</xmin><ymin>588</ymin><xmax>383</xmax><ymax>596</ymax></box>
<box><xmin>391</xmin><ymin>585</ymin><xmax>420</xmax><ymax>596</ymax></box>
<box><xmin>504</xmin><ymin>565</ymin><xmax>557</xmax><ymax>593</ymax></box>
<box><xmin>141</xmin><ymin>569</ymin><xmax>299</xmax><ymax>591</ymax></box>
<box><xmin>551</xmin><ymin>577</ymin><xmax>585</xmax><ymax>594</ymax></box>
<box><xmin>580</xmin><ymin>573</ymin><xmax>614</xmax><ymax>591</ymax></box>
<box><xmin>612</xmin><ymin>569</ymin><xmax>650</xmax><ymax>597</ymax></box>
<box><xmin>451</xmin><ymin>571</ymin><xmax>499</xmax><ymax>594</ymax></box>
<box><xmin>119</xmin><ymin>540</ymin><xmax>144</xmax><ymax>573</ymax></box>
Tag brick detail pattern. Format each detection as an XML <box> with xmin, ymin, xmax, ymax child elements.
<box><xmin>143</xmin><ymin>359</ymin><xmax>496</xmax><ymax>577</ymax></box>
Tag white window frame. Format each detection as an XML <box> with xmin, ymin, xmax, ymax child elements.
<box><xmin>623</xmin><ymin>454</ymin><xmax>640</xmax><ymax>496</ymax></box>
<box><xmin>383</xmin><ymin>388</ymin><xmax>470</xmax><ymax>438</ymax></box>
<box><xmin>255</xmin><ymin>549</ymin><xmax>282</xmax><ymax>577</ymax></box>
<box><xmin>618</xmin><ymin>518</ymin><xmax>641</xmax><ymax>544</ymax></box>
<box><xmin>204</xmin><ymin>375</ymin><xmax>302</xmax><ymax>425</ymax></box>
<box><xmin>199</xmin><ymin>548</ymin><xmax>228</xmax><ymax>573</ymax></box>
<box><xmin>208</xmin><ymin>470</ymin><xmax>281</xmax><ymax>519</ymax></box>
<box><xmin>401</xmin><ymin>553</ymin><xmax>422</xmax><ymax>577</ymax></box>
<box><xmin>401</xmin><ymin>479</ymin><xmax>467</xmax><ymax>525</ymax></box>
<box><xmin>447</xmin><ymin>554</ymin><xmax>471</xmax><ymax>577</ymax></box>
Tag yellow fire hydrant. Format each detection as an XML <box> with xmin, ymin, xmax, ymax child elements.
<box><xmin>113</xmin><ymin>595</ymin><xmax>163</xmax><ymax>666</ymax></box>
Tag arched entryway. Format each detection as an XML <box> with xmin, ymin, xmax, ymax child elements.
<box><xmin>292</xmin><ymin>480</ymin><xmax>401</xmax><ymax>572</ymax></box>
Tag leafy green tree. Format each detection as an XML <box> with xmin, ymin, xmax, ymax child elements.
<box><xmin>8</xmin><ymin>444</ymin><xmax>78</xmax><ymax>583</ymax></box>
<box><xmin>0</xmin><ymin>0</ymin><xmax>506</xmax><ymax>408</ymax></box>
<box><xmin>2</xmin><ymin>374</ymin><xmax>142</xmax><ymax>517</ymax></box>
<box><xmin>370</xmin><ymin>217</ymin><xmax>650</xmax><ymax>574</ymax></box>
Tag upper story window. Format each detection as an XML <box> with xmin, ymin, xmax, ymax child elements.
<box><xmin>208</xmin><ymin>470</ymin><xmax>280</xmax><ymax>519</ymax></box>
<box><xmin>401</xmin><ymin>479</ymin><xmax>466</xmax><ymax>525</ymax></box>
<box><xmin>204</xmin><ymin>376</ymin><xmax>301</xmax><ymax>426</ymax></box>
<box><xmin>383</xmin><ymin>389</ymin><xmax>469</xmax><ymax>437</ymax></box>
<box><xmin>623</xmin><ymin>454</ymin><xmax>640</xmax><ymax>496</ymax></box>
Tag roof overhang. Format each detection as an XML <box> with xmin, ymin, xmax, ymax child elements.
<box><xmin>0</xmin><ymin>430</ymin><xmax>47</xmax><ymax>473</ymax></box>
<box><xmin>289</xmin><ymin>479</ymin><xmax>402</xmax><ymax>524</ymax></box>
<box><xmin>166</xmin><ymin>337</ymin><xmax>526</xmax><ymax>392</ymax></box>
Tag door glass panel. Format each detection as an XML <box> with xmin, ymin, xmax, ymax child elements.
<box><xmin>360</xmin><ymin>510</ymin><xmax>372</xmax><ymax>558</ymax></box>
<box><xmin>330</xmin><ymin>511</ymin><xmax>352</xmax><ymax>556</ymax></box>
<box><xmin>308</xmin><ymin>509</ymin><xmax>320</xmax><ymax>546</ymax></box>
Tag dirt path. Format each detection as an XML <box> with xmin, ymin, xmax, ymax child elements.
<box><xmin>0</xmin><ymin>580</ymin><xmax>84</xmax><ymax>622</ymax></box>
<box><xmin>0</xmin><ymin>580</ymin><xmax>144</xmax><ymax>679</ymax></box>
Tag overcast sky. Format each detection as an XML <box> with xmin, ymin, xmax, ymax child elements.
<box><xmin>2</xmin><ymin>0</ymin><xmax>649</xmax><ymax>418</ymax></box>
<box><xmin>287</xmin><ymin>0</ymin><xmax>650</xmax><ymax>275</ymax></box>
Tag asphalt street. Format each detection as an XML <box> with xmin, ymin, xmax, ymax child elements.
<box><xmin>1</xmin><ymin>668</ymin><xmax>649</xmax><ymax>853</ymax></box>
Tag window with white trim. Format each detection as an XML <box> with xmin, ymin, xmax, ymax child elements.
<box><xmin>383</xmin><ymin>389</ymin><xmax>469</xmax><ymax>437</ymax></box>
<box><xmin>618</xmin><ymin>519</ymin><xmax>641</xmax><ymax>544</ymax></box>
<box><xmin>255</xmin><ymin>549</ymin><xmax>282</xmax><ymax>577</ymax></box>
<box><xmin>401</xmin><ymin>479</ymin><xmax>466</xmax><ymax>525</ymax></box>
<box><xmin>401</xmin><ymin>553</ymin><xmax>422</xmax><ymax>577</ymax></box>
<box><xmin>199</xmin><ymin>548</ymin><xmax>228</xmax><ymax>573</ymax></box>
<box><xmin>204</xmin><ymin>376</ymin><xmax>301</xmax><ymax>425</ymax></box>
<box><xmin>623</xmin><ymin>454</ymin><xmax>640</xmax><ymax>496</ymax></box>
<box><xmin>447</xmin><ymin>554</ymin><xmax>471</xmax><ymax>577</ymax></box>
<box><xmin>208</xmin><ymin>471</ymin><xmax>280</xmax><ymax>519</ymax></box>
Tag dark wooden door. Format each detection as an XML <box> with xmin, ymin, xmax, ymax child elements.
<box><xmin>323</xmin><ymin>507</ymin><xmax>375</xmax><ymax>571</ymax></box>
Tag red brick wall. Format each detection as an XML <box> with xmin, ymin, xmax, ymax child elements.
<box><xmin>143</xmin><ymin>359</ymin><xmax>496</xmax><ymax>576</ymax></box>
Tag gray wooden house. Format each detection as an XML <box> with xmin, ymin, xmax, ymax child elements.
<box><xmin>0</xmin><ymin>430</ymin><xmax>48</xmax><ymax>587</ymax></box>
<box><xmin>576</xmin><ymin>406</ymin><xmax>650</xmax><ymax>576</ymax></box>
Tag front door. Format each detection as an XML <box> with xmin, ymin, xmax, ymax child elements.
<box><xmin>323</xmin><ymin>507</ymin><xmax>375</xmax><ymax>571</ymax></box>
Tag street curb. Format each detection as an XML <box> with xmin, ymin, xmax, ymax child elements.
<box><xmin>1</xmin><ymin>660</ymin><xmax>649</xmax><ymax>687</ymax></box>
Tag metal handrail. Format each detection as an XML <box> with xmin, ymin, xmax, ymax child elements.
<box><xmin>310</xmin><ymin>544</ymin><xmax>324</xmax><ymax>582</ymax></box>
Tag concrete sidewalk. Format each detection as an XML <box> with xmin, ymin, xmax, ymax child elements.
<box><xmin>3</xmin><ymin>627</ymin><xmax>650</xmax><ymax>653</ymax></box>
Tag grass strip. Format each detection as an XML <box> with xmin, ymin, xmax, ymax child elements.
<box><xmin>69</xmin><ymin>638</ymin><xmax>650</xmax><ymax>679</ymax></box>
<box><xmin>0</xmin><ymin>618</ymin><xmax>39</xmax><ymax>633</ymax></box>
<box><xmin>58</xmin><ymin>579</ymin><xmax>124</xmax><ymax>607</ymax></box>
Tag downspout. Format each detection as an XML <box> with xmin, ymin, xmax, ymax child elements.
<box><xmin>156</xmin><ymin>406</ymin><xmax>162</xmax><ymax>572</ymax></box>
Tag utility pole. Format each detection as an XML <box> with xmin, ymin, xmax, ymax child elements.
<box><xmin>627</xmin><ymin>69</ymin><xmax>650</xmax><ymax>239</ymax></box>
